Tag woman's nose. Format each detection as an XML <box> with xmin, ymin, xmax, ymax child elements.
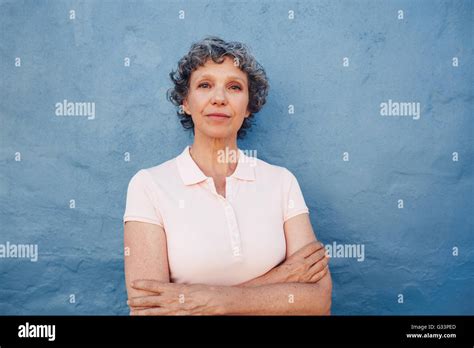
<box><xmin>211</xmin><ymin>86</ymin><xmax>227</xmax><ymax>104</ymax></box>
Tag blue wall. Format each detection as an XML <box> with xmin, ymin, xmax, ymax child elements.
<box><xmin>0</xmin><ymin>0</ymin><xmax>472</xmax><ymax>315</ymax></box>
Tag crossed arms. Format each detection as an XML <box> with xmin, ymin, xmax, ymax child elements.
<box><xmin>124</xmin><ymin>213</ymin><xmax>332</xmax><ymax>315</ymax></box>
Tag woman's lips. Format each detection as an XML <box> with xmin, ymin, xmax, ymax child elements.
<box><xmin>207</xmin><ymin>113</ymin><xmax>230</xmax><ymax>119</ymax></box>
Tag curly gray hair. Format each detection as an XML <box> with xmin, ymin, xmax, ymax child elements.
<box><xmin>167</xmin><ymin>36</ymin><xmax>270</xmax><ymax>139</ymax></box>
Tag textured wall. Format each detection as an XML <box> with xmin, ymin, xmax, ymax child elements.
<box><xmin>0</xmin><ymin>0</ymin><xmax>472</xmax><ymax>315</ymax></box>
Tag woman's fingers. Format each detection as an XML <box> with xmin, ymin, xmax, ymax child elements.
<box><xmin>309</xmin><ymin>264</ymin><xmax>329</xmax><ymax>283</ymax></box>
<box><xmin>128</xmin><ymin>295</ymin><xmax>186</xmax><ymax>315</ymax></box>
<box><xmin>305</xmin><ymin>247</ymin><xmax>327</xmax><ymax>266</ymax></box>
<box><xmin>128</xmin><ymin>295</ymin><xmax>165</xmax><ymax>308</ymax></box>
<box><xmin>303</xmin><ymin>241</ymin><xmax>325</xmax><ymax>259</ymax></box>
<box><xmin>131</xmin><ymin>280</ymin><xmax>177</xmax><ymax>293</ymax></box>
<box><xmin>131</xmin><ymin>280</ymin><xmax>163</xmax><ymax>292</ymax></box>
<box><xmin>129</xmin><ymin>281</ymin><xmax>183</xmax><ymax>312</ymax></box>
<box><xmin>130</xmin><ymin>307</ymin><xmax>182</xmax><ymax>316</ymax></box>
<box><xmin>307</xmin><ymin>255</ymin><xmax>330</xmax><ymax>279</ymax></box>
<box><xmin>288</xmin><ymin>241</ymin><xmax>324</xmax><ymax>261</ymax></box>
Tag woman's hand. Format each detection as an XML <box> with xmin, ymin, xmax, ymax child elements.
<box><xmin>277</xmin><ymin>241</ymin><xmax>329</xmax><ymax>283</ymax></box>
<box><xmin>128</xmin><ymin>280</ymin><xmax>231</xmax><ymax>315</ymax></box>
<box><xmin>236</xmin><ymin>241</ymin><xmax>330</xmax><ymax>287</ymax></box>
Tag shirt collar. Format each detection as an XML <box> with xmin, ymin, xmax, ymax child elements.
<box><xmin>176</xmin><ymin>145</ymin><xmax>256</xmax><ymax>186</ymax></box>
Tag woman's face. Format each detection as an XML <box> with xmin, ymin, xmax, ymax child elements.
<box><xmin>183</xmin><ymin>56</ymin><xmax>250</xmax><ymax>140</ymax></box>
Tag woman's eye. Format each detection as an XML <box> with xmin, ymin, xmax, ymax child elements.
<box><xmin>197</xmin><ymin>83</ymin><xmax>241</xmax><ymax>90</ymax></box>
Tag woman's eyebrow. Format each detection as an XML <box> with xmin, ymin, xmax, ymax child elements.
<box><xmin>195</xmin><ymin>74</ymin><xmax>246</xmax><ymax>83</ymax></box>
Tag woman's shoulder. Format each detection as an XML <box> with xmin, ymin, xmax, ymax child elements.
<box><xmin>127</xmin><ymin>156</ymin><xmax>178</xmax><ymax>188</ymax></box>
<box><xmin>253</xmin><ymin>156</ymin><xmax>297</xmax><ymax>183</ymax></box>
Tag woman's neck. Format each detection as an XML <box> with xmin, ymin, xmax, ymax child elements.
<box><xmin>189</xmin><ymin>134</ymin><xmax>239</xmax><ymax>179</ymax></box>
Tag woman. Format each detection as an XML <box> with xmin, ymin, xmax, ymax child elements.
<box><xmin>123</xmin><ymin>36</ymin><xmax>332</xmax><ymax>315</ymax></box>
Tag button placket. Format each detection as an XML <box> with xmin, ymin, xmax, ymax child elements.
<box><xmin>222</xmin><ymin>200</ymin><xmax>242</xmax><ymax>260</ymax></box>
<box><xmin>205</xmin><ymin>176</ymin><xmax>242</xmax><ymax>259</ymax></box>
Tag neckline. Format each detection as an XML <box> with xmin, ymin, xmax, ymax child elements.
<box><xmin>188</xmin><ymin>145</ymin><xmax>241</xmax><ymax>179</ymax></box>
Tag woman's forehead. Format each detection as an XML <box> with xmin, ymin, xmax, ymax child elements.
<box><xmin>192</xmin><ymin>58</ymin><xmax>247</xmax><ymax>81</ymax></box>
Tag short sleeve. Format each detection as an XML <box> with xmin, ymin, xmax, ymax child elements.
<box><xmin>282</xmin><ymin>168</ymin><xmax>309</xmax><ymax>223</ymax></box>
<box><xmin>123</xmin><ymin>169</ymin><xmax>164</xmax><ymax>227</ymax></box>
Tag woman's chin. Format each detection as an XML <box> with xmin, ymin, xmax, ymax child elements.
<box><xmin>202</xmin><ymin>128</ymin><xmax>235</xmax><ymax>139</ymax></box>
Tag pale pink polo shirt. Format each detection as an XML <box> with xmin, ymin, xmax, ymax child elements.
<box><xmin>123</xmin><ymin>145</ymin><xmax>309</xmax><ymax>286</ymax></box>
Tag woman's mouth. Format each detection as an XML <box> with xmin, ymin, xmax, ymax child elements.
<box><xmin>206</xmin><ymin>113</ymin><xmax>231</xmax><ymax>120</ymax></box>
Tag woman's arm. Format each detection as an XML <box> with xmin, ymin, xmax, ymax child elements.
<box><xmin>130</xmin><ymin>271</ymin><xmax>331</xmax><ymax>315</ymax></box>
<box><xmin>218</xmin><ymin>271</ymin><xmax>332</xmax><ymax>315</ymax></box>
<box><xmin>236</xmin><ymin>241</ymin><xmax>329</xmax><ymax>287</ymax></box>
<box><xmin>124</xmin><ymin>219</ymin><xmax>325</xmax><ymax>313</ymax></box>
<box><xmin>238</xmin><ymin>211</ymin><xmax>330</xmax><ymax>288</ymax></box>
<box><xmin>223</xmin><ymin>212</ymin><xmax>332</xmax><ymax>315</ymax></box>
<box><xmin>227</xmin><ymin>214</ymin><xmax>332</xmax><ymax>315</ymax></box>
<box><xmin>128</xmin><ymin>213</ymin><xmax>332</xmax><ymax>315</ymax></box>
<box><xmin>124</xmin><ymin>221</ymin><xmax>170</xmax><ymax>300</ymax></box>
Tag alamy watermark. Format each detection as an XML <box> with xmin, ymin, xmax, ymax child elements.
<box><xmin>380</xmin><ymin>99</ymin><xmax>420</xmax><ymax>120</ymax></box>
<box><xmin>217</xmin><ymin>146</ymin><xmax>257</xmax><ymax>167</ymax></box>
<box><xmin>324</xmin><ymin>241</ymin><xmax>365</xmax><ymax>262</ymax></box>
<box><xmin>18</xmin><ymin>322</ymin><xmax>55</xmax><ymax>341</ymax></box>
<box><xmin>0</xmin><ymin>241</ymin><xmax>38</xmax><ymax>262</ymax></box>
<box><xmin>55</xmin><ymin>99</ymin><xmax>95</xmax><ymax>120</ymax></box>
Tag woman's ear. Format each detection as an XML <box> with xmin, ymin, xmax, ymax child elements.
<box><xmin>182</xmin><ymin>99</ymin><xmax>191</xmax><ymax>116</ymax></box>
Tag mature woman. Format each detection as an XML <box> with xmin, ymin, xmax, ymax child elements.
<box><xmin>123</xmin><ymin>36</ymin><xmax>332</xmax><ymax>315</ymax></box>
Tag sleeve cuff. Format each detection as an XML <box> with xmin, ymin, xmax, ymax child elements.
<box><xmin>283</xmin><ymin>209</ymin><xmax>309</xmax><ymax>223</ymax></box>
<box><xmin>123</xmin><ymin>216</ymin><xmax>164</xmax><ymax>227</ymax></box>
